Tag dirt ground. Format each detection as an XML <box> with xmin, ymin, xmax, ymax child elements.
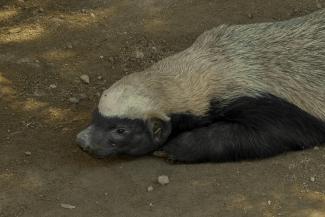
<box><xmin>1</xmin><ymin>0</ymin><xmax>325</xmax><ymax>216</ymax></box>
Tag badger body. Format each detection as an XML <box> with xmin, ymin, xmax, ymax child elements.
<box><xmin>77</xmin><ymin>9</ymin><xmax>325</xmax><ymax>162</ymax></box>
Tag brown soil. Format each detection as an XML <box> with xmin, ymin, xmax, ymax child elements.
<box><xmin>1</xmin><ymin>0</ymin><xmax>325</xmax><ymax>217</ymax></box>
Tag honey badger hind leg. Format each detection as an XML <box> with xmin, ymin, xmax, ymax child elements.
<box><xmin>162</xmin><ymin>95</ymin><xmax>325</xmax><ymax>163</ymax></box>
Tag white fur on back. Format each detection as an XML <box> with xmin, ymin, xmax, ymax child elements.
<box><xmin>98</xmin><ymin>9</ymin><xmax>325</xmax><ymax>120</ymax></box>
<box><xmin>98</xmin><ymin>82</ymin><xmax>153</xmax><ymax>119</ymax></box>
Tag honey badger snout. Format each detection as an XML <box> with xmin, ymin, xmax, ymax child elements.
<box><xmin>76</xmin><ymin>125</ymin><xmax>117</xmax><ymax>158</ymax></box>
<box><xmin>76</xmin><ymin>125</ymin><xmax>93</xmax><ymax>151</ymax></box>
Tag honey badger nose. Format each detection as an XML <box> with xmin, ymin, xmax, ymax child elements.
<box><xmin>76</xmin><ymin>125</ymin><xmax>94</xmax><ymax>151</ymax></box>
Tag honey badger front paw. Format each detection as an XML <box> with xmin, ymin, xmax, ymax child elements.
<box><xmin>162</xmin><ymin>131</ymin><xmax>209</xmax><ymax>163</ymax></box>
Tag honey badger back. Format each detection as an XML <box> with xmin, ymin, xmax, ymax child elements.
<box><xmin>77</xmin><ymin>9</ymin><xmax>325</xmax><ymax>162</ymax></box>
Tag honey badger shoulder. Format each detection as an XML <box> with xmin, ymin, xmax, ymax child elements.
<box><xmin>77</xmin><ymin>9</ymin><xmax>325</xmax><ymax>162</ymax></box>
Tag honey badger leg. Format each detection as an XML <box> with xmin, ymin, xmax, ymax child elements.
<box><xmin>163</xmin><ymin>94</ymin><xmax>325</xmax><ymax>163</ymax></box>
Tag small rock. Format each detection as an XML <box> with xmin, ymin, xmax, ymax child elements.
<box><xmin>24</xmin><ymin>151</ymin><xmax>32</xmax><ymax>156</ymax></box>
<box><xmin>135</xmin><ymin>50</ymin><xmax>144</xmax><ymax>59</ymax></box>
<box><xmin>90</xmin><ymin>13</ymin><xmax>96</xmax><ymax>18</ymax></box>
<box><xmin>33</xmin><ymin>89</ymin><xmax>45</xmax><ymax>97</ymax></box>
<box><xmin>49</xmin><ymin>84</ymin><xmax>57</xmax><ymax>89</ymax></box>
<box><xmin>97</xmin><ymin>76</ymin><xmax>103</xmax><ymax>80</ymax></box>
<box><xmin>66</xmin><ymin>43</ymin><xmax>73</xmax><ymax>49</ymax></box>
<box><xmin>147</xmin><ymin>186</ymin><xmax>154</xmax><ymax>192</ymax></box>
<box><xmin>152</xmin><ymin>46</ymin><xmax>157</xmax><ymax>52</ymax></box>
<box><xmin>316</xmin><ymin>0</ymin><xmax>322</xmax><ymax>9</ymax></box>
<box><xmin>314</xmin><ymin>146</ymin><xmax>320</xmax><ymax>150</ymax></box>
<box><xmin>38</xmin><ymin>7</ymin><xmax>44</xmax><ymax>13</ymax></box>
<box><xmin>60</xmin><ymin>203</ymin><xmax>76</xmax><ymax>209</ymax></box>
<box><xmin>51</xmin><ymin>17</ymin><xmax>64</xmax><ymax>25</ymax></box>
<box><xmin>248</xmin><ymin>13</ymin><xmax>253</xmax><ymax>19</ymax></box>
<box><xmin>158</xmin><ymin>175</ymin><xmax>169</xmax><ymax>185</ymax></box>
<box><xmin>79</xmin><ymin>93</ymin><xmax>87</xmax><ymax>100</ymax></box>
<box><xmin>17</xmin><ymin>57</ymin><xmax>31</xmax><ymax>64</ymax></box>
<box><xmin>80</xmin><ymin>74</ymin><xmax>90</xmax><ymax>84</ymax></box>
<box><xmin>69</xmin><ymin>97</ymin><xmax>79</xmax><ymax>104</ymax></box>
<box><xmin>310</xmin><ymin>176</ymin><xmax>316</xmax><ymax>182</ymax></box>
<box><xmin>17</xmin><ymin>58</ymin><xmax>40</xmax><ymax>68</ymax></box>
<box><xmin>9</xmin><ymin>27</ymin><xmax>22</xmax><ymax>34</ymax></box>
<box><xmin>267</xmin><ymin>200</ymin><xmax>272</xmax><ymax>205</ymax></box>
<box><xmin>149</xmin><ymin>202</ymin><xmax>153</xmax><ymax>207</ymax></box>
<box><xmin>99</xmin><ymin>55</ymin><xmax>104</xmax><ymax>59</ymax></box>
<box><xmin>153</xmin><ymin>151</ymin><xmax>168</xmax><ymax>158</ymax></box>
<box><xmin>104</xmin><ymin>192</ymin><xmax>108</xmax><ymax>196</ymax></box>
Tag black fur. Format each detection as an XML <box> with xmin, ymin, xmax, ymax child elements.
<box><xmin>169</xmin><ymin>113</ymin><xmax>212</xmax><ymax>136</ymax></box>
<box><xmin>78</xmin><ymin>110</ymin><xmax>158</xmax><ymax>157</ymax></box>
<box><xmin>163</xmin><ymin>94</ymin><xmax>325</xmax><ymax>163</ymax></box>
<box><xmin>169</xmin><ymin>101</ymin><xmax>222</xmax><ymax>136</ymax></box>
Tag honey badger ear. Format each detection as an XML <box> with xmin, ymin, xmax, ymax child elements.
<box><xmin>146</xmin><ymin>114</ymin><xmax>171</xmax><ymax>145</ymax></box>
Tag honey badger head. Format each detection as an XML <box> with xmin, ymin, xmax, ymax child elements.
<box><xmin>76</xmin><ymin>76</ymin><xmax>172</xmax><ymax>158</ymax></box>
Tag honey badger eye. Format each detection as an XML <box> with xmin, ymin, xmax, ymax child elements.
<box><xmin>116</xmin><ymin>128</ymin><xmax>127</xmax><ymax>134</ymax></box>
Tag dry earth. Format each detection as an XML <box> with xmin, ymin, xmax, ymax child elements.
<box><xmin>0</xmin><ymin>0</ymin><xmax>325</xmax><ymax>217</ymax></box>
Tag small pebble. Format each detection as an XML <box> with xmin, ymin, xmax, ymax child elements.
<box><xmin>316</xmin><ymin>0</ymin><xmax>322</xmax><ymax>9</ymax></box>
<box><xmin>60</xmin><ymin>203</ymin><xmax>76</xmax><ymax>209</ymax></box>
<box><xmin>66</xmin><ymin>43</ymin><xmax>73</xmax><ymax>49</ymax></box>
<box><xmin>24</xmin><ymin>151</ymin><xmax>32</xmax><ymax>156</ymax></box>
<box><xmin>314</xmin><ymin>146</ymin><xmax>320</xmax><ymax>150</ymax></box>
<box><xmin>310</xmin><ymin>176</ymin><xmax>316</xmax><ymax>182</ymax></box>
<box><xmin>33</xmin><ymin>89</ymin><xmax>45</xmax><ymax>97</ymax></box>
<box><xmin>69</xmin><ymin>97</ymin><xmax>79</xmax><ymax>104</ymax></box>
<box><xmin>90</xmin><ymin>13</ymin><xmax>96</xmax><ymax>18</ymax></box>
<box><xmin>99</xmin><ymin>55</ymin><xmax>104</xmax><ymax>59</ymax></box>
<box><xmin>135</xmin><ymin>50</ymin><xmax>144</xmax><ymax>59</ymax></box>
<box><xmin>149</xmin><ymin>202</ymin><xmax>153</xmax><ymax>207</ymax></box>
<box><xmin>17</xmin><ymin>57</ymin><xmax>31</xmax><ymax>63</ymax></box>
<box><xmin>104</xmin><ymin>192</ymin><xmax>108</xmax><ymax>196</ymax></box>
<box><xmin>9</xmin><ymin>27</ymin><xmax>22</xmax><ymax>34</ymax></box>
<box><xmin>79</xmin><ymin>93</ymin><xmax>87</xmax><ymax>100</ymax></box>
<box><xmin>147</xmin><ymin>186</ymin><xmax>154</xmax><ymax>192</ymax></box>
<box><xmin>97</xmin><ymin>76</ymin><xmax>103</xmax><ymax>80</ymax></box>
<box><xmin>267</xmin><ymin>200</ymin><xmax>272</xmax><ymax>205</ymax></box>
<box><xmin>49</xmin><ymin>84</ymin><xmax>57</xmax><ymax>89</ymax></box>
<box><xmin>248</xmin><ymin>13</ymin><xmax>253</xmax><ymax>19</ymax></box>
<box><xmin>80</xmin><ymin>74</ymin><xmax>90</xmax><ymax>84</ymax></box>
<box><xmin>153</xmin><ymin>151</ymin><xmax>168</xmax><ymax>158</ymax></box>
<box><xmin>158</xmin><ymin>175</ymin><xmax>169</xmax><ymax>185</ymax></box>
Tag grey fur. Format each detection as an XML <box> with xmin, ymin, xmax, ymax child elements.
<box><xmin>99</xmin><ymin>9</ymin><xmax>325</xmax><ymax>120</ymax></box>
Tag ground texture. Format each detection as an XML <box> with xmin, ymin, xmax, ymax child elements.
<box><xmin>0</xmin><ymin>0</ymin><xmax>325</xmax><ymax>217</ymax></box>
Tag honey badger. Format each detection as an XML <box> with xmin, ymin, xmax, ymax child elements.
<box><xmin>77</xmin><ymin>9</ymin><xmax>325</xmax><ymax>163</ymax></box>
